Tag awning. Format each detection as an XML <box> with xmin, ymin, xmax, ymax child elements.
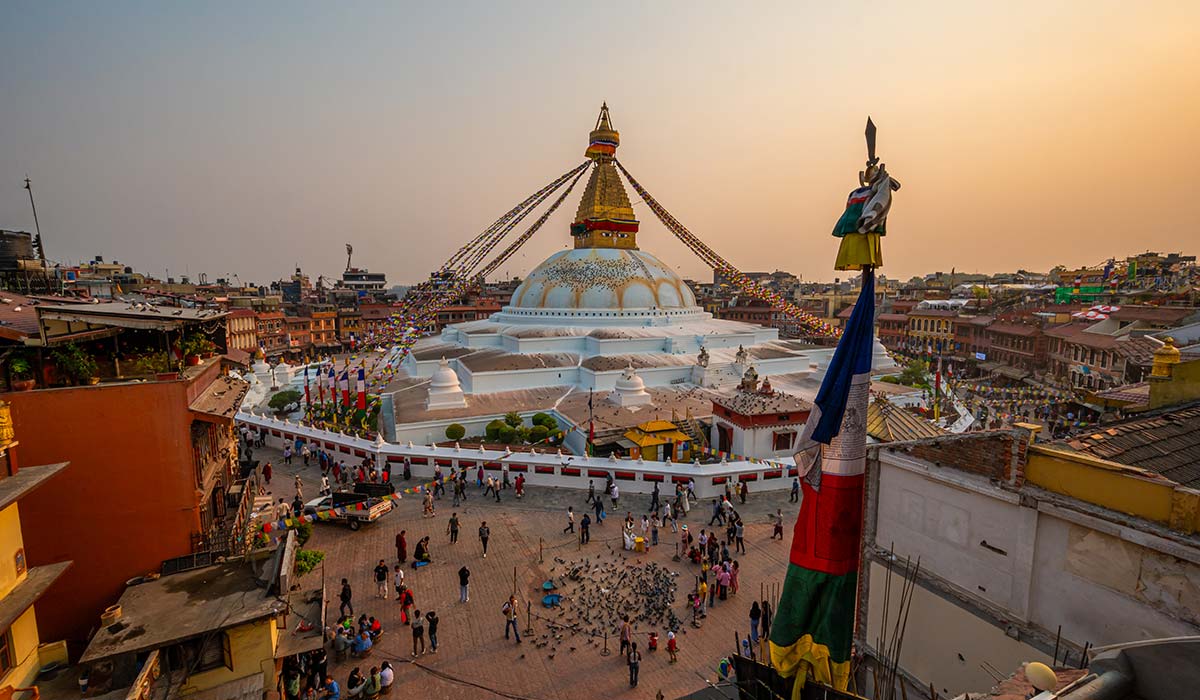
<box><xmin>0</xmin><ymin>561</ymin><xmax>71</xmax><ymax>633</ymax></box>
<box><xmin>275</xmin><ymin>586</ymin><xmax>325</xmax><ymax>659</ymax></box>
<box><xmin>995</xmin><ymin>366</ymin><xmax>1030</xmax><ymax>380</ymax></box>
<box><xmin>189</xmin><ymin>376</ymin><xmax>250</xmax><ymax>423</ymax></box>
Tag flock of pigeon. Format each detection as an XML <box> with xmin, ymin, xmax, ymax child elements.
<box><xmin>526</xmin><ymin>546</ymin><xmax>686</xmax><ymax>660</ymax></box>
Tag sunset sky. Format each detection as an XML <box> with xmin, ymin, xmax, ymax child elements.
<box><xmin>1</xmin><ymin>2</ymin><xmax>1197</xmax><ymax>286</ymax></box>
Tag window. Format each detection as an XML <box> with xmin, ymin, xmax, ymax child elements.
<box><xmin>773</xmin><ymin>431</ymin><xmax>795</xmax><ymax>451</ymax></box>
<box><xmin>0</xmin><ymin>629</ymin><xmax>11</xmax><ymax>677</ymax></box>
<box><xmin>169</xmin><ymin>632</ymin><xmax>232</xmax><ymax>674</ymax></box>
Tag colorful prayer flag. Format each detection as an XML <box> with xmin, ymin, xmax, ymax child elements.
<box><xmin>770</xmin><ymin>269</ymin><xmax>875</xmax><ymax>693</ymax></box>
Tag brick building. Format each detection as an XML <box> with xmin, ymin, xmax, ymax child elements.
<box><xmin>255</xmin><ymin>310</ymin><xmax>287</xmax><ymax>356</ymax></box>
<box><xmin>876</xmin><ymin>313</ymin><xmax>909</xmax><ymax>350</ymax></box>
<box><xmin>984</xmin><ymin>322</ymin><xmax>1047</xmax><ymax>373</ymax></box>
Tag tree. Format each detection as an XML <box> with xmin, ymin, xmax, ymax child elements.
<box><xmin>533</xmin><ymin>412</ymin><xmax>558</xmax><ymax>430</ymax></box>
<box><xmin>899</xmin><ymin>359</ymin><xmax>929</xmax><ymax>387</ymax></box>
<box><xmin>268</xmin><ymin>389</ymin><xmax>303</xmax><ymax>412</ymax></box>
<box><xmin>498</xmin><ymin>426</ymin><xmax>517</xmax><ymax>444</ymax></box>
<box><xmin>485</xmin><ymin>419</ymin><xmax>506</xmax><ymax>441</ymax></box>
<box><xmin>445</xmin><ymin>423</ymin><xmax>466</xmax><ymax>441</ymax></box>
<box><xmin>504</xmin><ymin>411</ymin><xmax>523</xmax><ymax>428</ymax></box>
<box><xmin>529</xmin><ymin>425</ymin><xmax>549</xmax><ymax>443</ymax></box>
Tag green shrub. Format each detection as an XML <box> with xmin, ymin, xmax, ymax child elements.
<box><xmin>498</xmin><ymin>426</ymin><xmax>517</xmax><ymax>443</ymax></box>
<box><xmin>445</xmin><ymin>423</ymin><xmax>466</xmax><ymax>441</ymax></box>
<box><xmin>533</xmin><ymin>413</ymin><xmax>557</xmax><ymax>430</ymax></box>
<box><xmin>485</xmin><ymin>419</ymin><xmax>506</xmax><ymax>441</ymax></box>
<box><xmin>503</xmin><ymin>411</ymin><xmax>523</xmax><ymax>428</ymax></box>
<box><xmin>51</xmin><ymin>344</ymin><xmax>99</xmax><ymax>384</ymax></box>
<box><xmin>295</xmin><ymin>549</ymin><xmax>325</xmax><ymax>577</ymax></box>
<box><xmin>268</xmin><ymin>389</ymin><xmax>303</xmax><ymax>411</ymax></box>
<box><xmin>296</xmin><ymin>522</ymin><xmax>313</xmax><ymax>547</ymax></box>
<box><xmin>529</xmin><ymin>425</ymin><xmax>549</xmax><ymax>442</ymax></box>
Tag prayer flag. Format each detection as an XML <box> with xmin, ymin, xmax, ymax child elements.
<box><xmin>770</xmin><ymin>270</ymin><xmax>875</xmax><ymax>693</ymax></box>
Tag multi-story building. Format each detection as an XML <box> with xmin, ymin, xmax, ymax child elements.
<box><xmin>0</xmin><ymin>402</ymin><xmax>70</xmax><ymax>691</ymax></box>
<box><xmin>341</xmin><ymin>266</ymin><xmax>387</xmax><ymax>292</ymax></box>
<box><xmin>433</xmin><ymin>298</ymin><xmax>502</xmax><ymax>331</ymax></box>
<box><xmin>360</xmin><ymin>303</ymin><xmax>397</xmax><ymax>339</ymax></box>
<box><xmin>4</xmin><ymin>303</ymin><xmax>250</xmax><ymax>651</ymax></box>
<box><xmin>225</xmin><ymin>308</ymin><xmax>258</xmax><ymax>352</ymax></box>
<box><xmin>335</xmin><ymin>307</ymin><xmax>362</xmax><ymax>347</ymax></box>
<box><xmin>1045</xmin><ymin>323</ymin><xmax>1164</xmax><ymax>390</ymax></box>
<box><xmin>309</xmin><ymin>308</ymin><xmax>339</xmax><ymax>351</ymax></box>
<box><xmin>283</xmin><ymin>316</ymin><xmax>312</xmax><ymax>354</ymax></box>
<box><xmin>906</xmin><ymin>308</ymin><xmax>957</xmax><ymax>354</ymax></box>
<box><xmin>983</xmin><ymin>321</ymin><xmax>1047</xmax><ymax>374</ymax></box>
<box><xmin>952</xmin><ymin>315</ymin><xmax>993</xmax><ymax>361</ymax></box>
<box><xmin>255</xmin><ymin>310</ymin><xmax>287</xmax><ymax>356</ymax></box>
<box><xmin>876</xmin><ymin>313</ymin><xmax>909</xmax><ymax>350</ymax></box>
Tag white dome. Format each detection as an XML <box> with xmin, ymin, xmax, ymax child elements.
<box><xmin>510</xmin><ymin>248</ymin><xmax>698</xmax><ymax>311</ymax></box>
<box><xmin>430</xmin><ymin>357</ymin><xmax>461</xmax><ymax>390</ymax></box>
<box><xmin>427</xmin><ymin>357</ymin><xmax>467</xmax><ymax>410</ymax></box>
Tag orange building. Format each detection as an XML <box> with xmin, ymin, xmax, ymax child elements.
<box><xmin>3</xmin><ymin>359</ymin><xmax>249</xmax><ymax>654</ymax></box>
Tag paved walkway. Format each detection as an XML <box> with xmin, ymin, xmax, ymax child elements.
<box><xmin>254</xmin><ymin>443</ymin><xmax>801</xmax><ymax>699</ymax></box>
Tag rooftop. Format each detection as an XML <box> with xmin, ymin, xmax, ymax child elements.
<box><xmin>867</xmin><ymin>399</ymin><xmax>945</xmax><ymax>442</ymax></box>
<box><xmin>81</xmin><ymin>560</ymin><xmax>284</xmax><ymax>664</ymax></box>
<box><xmin>1111</xmin><ymin>335</ymin><xmax>1165</xmax><ymax>365</ymax></box>
<box><xmin>713</xmin><ymin>389</ymin><xmax>812</xmax><ymax>416</ymax></box>
<box><xmin>1108</xmin><ymin>305</ymin><xmax>1197</xmax><ymax>324</ymax></box>
<box><xmin>189</xmin><ymin>374</ymin><xmax>250</xmax><ymax>422</ymax></box>
<box><xmin>987</xmin><ymin>322</ymin><xmax>1041</xmax><ymax>337</ymax></box>
<box><xmin>1057</xmin><ymin>402</ymin><xmax>1200</xmax><ymax>488</ymax></box>
<box><xmin>37</xmin><ymin>301</ymin><xmax>228</xmax><ymax>332</ymax></box>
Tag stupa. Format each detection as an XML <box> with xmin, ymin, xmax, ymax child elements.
<box><xmin>392</xmin><ymin>106</ymin><xmax>895</xmax><ymax>449</ymax></box>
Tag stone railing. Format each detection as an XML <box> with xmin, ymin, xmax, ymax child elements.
<box><xmin>236</xmin><ymin>410</ymin><xmax>796</xmax><ymax>499</ymax></box>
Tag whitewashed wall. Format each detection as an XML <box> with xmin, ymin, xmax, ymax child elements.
<box><xmin>237</xmin><ymin>410</ymin><xmax>796</xmax><ymax>498</ymax></box>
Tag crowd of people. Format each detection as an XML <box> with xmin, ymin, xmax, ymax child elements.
<box><xmin>264</xmin><ymin>433</ymin><xmax>794</xmax><ymax>698</ymax></box>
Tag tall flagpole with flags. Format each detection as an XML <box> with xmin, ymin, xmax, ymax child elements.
<box><xmin>587</xmin><ymin>389</ymin><xmax>595</xmax><ymax>457</ymax></box>
<box><xmin>770</xmin><ymin>117</ymin><xmax>899</xmax><ymax>694</ymax></box>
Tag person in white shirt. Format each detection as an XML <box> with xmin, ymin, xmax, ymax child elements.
<box><xmin>379</xmin><ymin>661</ymin><xmax>394</xmax><ymax>689</ymax></box>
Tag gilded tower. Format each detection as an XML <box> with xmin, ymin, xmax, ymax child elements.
<box><xmin>571</xmin><ymin>104</ymin><xmax>640</xmax><ymax>250</ymax></box>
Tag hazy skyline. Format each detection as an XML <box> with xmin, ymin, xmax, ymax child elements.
<box><xmin>2</xmin><ymin>2</ymin><xmax>1198</xmax><ymax>286</ymax></box>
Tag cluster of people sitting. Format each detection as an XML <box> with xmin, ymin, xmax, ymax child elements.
<box><xmin>331</xmin><ymin>615</ymin><xmax>384</xmax><ymax>661</ymax></box>
<box><xmin>318</xmin><ymin>662</ymin><xmax>394</xmax><ymax>699</ymax></box>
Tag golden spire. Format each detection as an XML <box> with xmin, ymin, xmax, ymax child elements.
<box><xmin>1150</xmin><ymin>336</ymin><xmax>1181</xmax><ymax>379</ymax></box>
<box><xmin>573</xmin><ymin>104</ymin><xmax>639</xmax><ymax>250</ymax></box>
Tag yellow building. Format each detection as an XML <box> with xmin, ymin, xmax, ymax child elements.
<box><xmin>0</xmin><ymin>402</ymin><xmax>71</xmax><ymax>696</ymax></box>
<box><xmin>905</xmin><ymin>308</ymin><xmax>957</xmax><ymax>354</ymax></box>
<box><xmin>620</xmin><ymin>420</ymin><xmax>693</xmax><ymax>462</ymax></box>
<box><xmin>79</xmin><ymin>532</ymin><xmax>324</xmax><ymax>699</ymax></box>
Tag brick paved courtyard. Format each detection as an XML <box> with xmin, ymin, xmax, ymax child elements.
<box><xmin>257</xmin><ymin>446</ymin><xmax>802</xmax><ymax>699</ymax></box>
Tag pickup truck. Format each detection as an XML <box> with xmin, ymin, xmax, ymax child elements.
<box><xmin>303</xmin><ymin>491</ymin><xmax>393</xmax><ymax>531</ymax></box>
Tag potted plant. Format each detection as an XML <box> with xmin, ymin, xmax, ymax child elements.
<box><xmin>50</xmin><ymin>344</ymin><xmax>99</xmax><ymax>386</ymax></box>
<box><xmin>9</xmin><ymin>356</ymin><xmax>35</xmax><ymax>391</ymax></box>
<box><xmin>180</xmin><ymin>335</ymin><xmax>207</xmax><ymax>366</ymax></box>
